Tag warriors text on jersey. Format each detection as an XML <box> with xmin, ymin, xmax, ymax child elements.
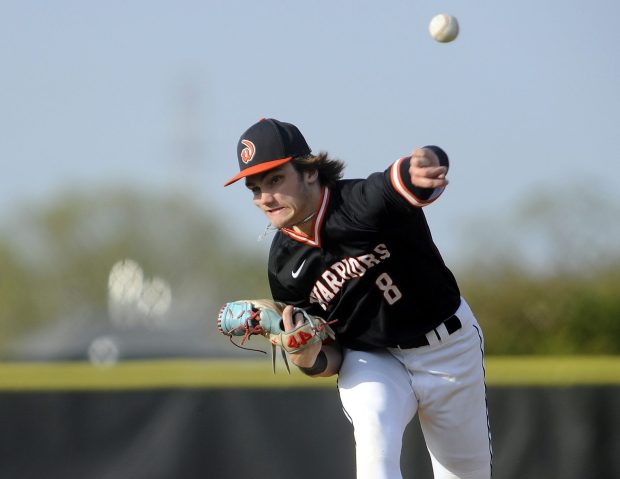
<box><xmin>268</xmin><ymin>155</ymin><xmax>462</xmax><ymax>351</ymax></box>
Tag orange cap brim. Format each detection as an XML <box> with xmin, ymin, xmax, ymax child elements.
<box><xmin>223</xmin><ymin>157</ymin><xmax>293</xmax><ymax>186</ymax></box>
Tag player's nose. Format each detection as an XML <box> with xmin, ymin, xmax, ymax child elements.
<box><xmin>255</xmin><ymin>191</ymin><xmax>275</xmax><ymax>207</ymax></box>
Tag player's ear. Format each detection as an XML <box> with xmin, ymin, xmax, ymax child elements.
<box><xmin>304</xmin><ymin>168</ymin><xmax>319</xmax><ymax>185</ymax></box>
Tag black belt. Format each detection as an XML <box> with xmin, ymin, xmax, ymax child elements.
<box><xmin>396</xmin><ymin>315</ymin><xmax>462</xmax><ymax>349</ymax></box>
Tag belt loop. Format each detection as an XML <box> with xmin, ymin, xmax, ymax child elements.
<box><xmin>435</xmin><ymin>322</ymin><xmax>449</xmax><ymax>341</ymax></box>
<box><xmin>425</xmin><ymin>329</ymin><xmax>440</xmax><ymax>347</ymax></box>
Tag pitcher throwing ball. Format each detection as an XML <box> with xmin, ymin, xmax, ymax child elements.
<box><xmin>224</xmin><ymin>118</ymin><xmax>493</xmax><ymax>479</ymax></box>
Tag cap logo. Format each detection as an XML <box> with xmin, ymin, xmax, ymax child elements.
<box><xmin>240</xmin><ymin>139</ymin><xmax>256</xmax><ymax>164</ymax></box>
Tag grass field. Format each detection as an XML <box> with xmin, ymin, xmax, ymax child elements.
<box><xmin>0</xmin><ymin>356</ymin><xmax>619</xmax><ymax>391</ymax></box>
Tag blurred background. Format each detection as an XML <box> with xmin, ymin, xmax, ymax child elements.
<box><xmin>1</xmin><ymin>0</ymin><xmax>619</xmax><ymax>361</ymax></box>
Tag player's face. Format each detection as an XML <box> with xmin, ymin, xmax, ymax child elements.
<box><xmin>245</xmin><ymin>162</ymin><xmax>316</xmax><ymax>230</ymax></box>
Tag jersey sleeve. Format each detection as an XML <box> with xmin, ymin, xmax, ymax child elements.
<box><xmin>338</xmin><ymin>146</ymin><xmax>449</xmax><ymax>229</ymax></box>
<box><xmin>268</xmin><ymin>267</ymin><xmax>291</xmax><ymax>303</ymax></box>
<box><xmin>386</xmin><ymin>145</ymin><xmax>449</xmax><ymax>207</ymax></box>
<box><xmin>267</xmin><ymin>235</ymin><xmax>307</xmax><ymax>307</ymax></box>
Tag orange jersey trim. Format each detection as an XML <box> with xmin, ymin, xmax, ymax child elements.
<box><xmin>281</xmin><ymin>187</ymin><xmax>330</xmax><ymax>247</ymax></box>
<box><xmin>390</xmin><ymin>157</ymin><xmax>444</xmax><ymax>207</ymax></box>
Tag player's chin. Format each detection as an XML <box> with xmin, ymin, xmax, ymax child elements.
<box><xmin>265</xmin><ymin>209</ymin><xmax>291</xmax><ymax>228</ymax></box>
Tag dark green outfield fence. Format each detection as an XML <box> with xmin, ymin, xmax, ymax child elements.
<box><xmin>1</xmin><ymin>358</ymin><xmax>619</xmax><ymax>479</ymax></box>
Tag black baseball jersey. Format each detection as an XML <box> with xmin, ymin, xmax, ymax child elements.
<box><xmin>268</xmin><ymin>155</ymin><xmax>461</xmax><ymax>351</ymax></box>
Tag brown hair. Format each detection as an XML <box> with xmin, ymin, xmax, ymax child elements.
<box><xmin>290</xmin><ymin>152</ymin><xmax>346</xmax><ymax>188</ymax></box>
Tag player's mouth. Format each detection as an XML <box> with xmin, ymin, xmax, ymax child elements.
<box><xmin>266</xmin><ymin>207</ymin><xmax>286</xmax><ymax>215</ymax></box>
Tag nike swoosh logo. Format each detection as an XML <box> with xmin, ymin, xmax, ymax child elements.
<box><xmin>292</xmin><ymin>260</ymin><xmax>306</xmax><ymax>279</ymax></box>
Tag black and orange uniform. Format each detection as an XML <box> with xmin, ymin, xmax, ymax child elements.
<box><xmin>268</xmin><ymin>151</ymin><xmax>461</xmax><ymax>351</ymax></box>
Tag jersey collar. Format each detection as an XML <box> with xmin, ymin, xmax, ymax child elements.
<box><xmin>281</xmin><ymin>187</ymin><xmax>330</xmax><ymax>247</ymax></box>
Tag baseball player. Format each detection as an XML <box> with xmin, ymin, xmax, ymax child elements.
<box><xmin>224</xmin><ymin>118</ymin><xmax>492</xmax><ymax>479</ymax></box>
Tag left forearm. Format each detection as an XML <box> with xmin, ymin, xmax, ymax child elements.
<box><xmin>297</xmin><ymin>344</ymin><xmax>342</xmax><ymax>378</ymax></box>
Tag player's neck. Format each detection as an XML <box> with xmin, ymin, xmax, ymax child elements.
<box><xmin>290</xmin><ymin>211</ymin><xmax>316</xmax><ymax>235</ymax></box>
<box><xmin>291</xmin><ymin>185</ymin><xmax>323</xmax><ymax>236</ymax></box>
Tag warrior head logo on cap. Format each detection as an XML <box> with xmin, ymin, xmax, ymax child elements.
<box><xmin>240</xmin><ymin>139</ymin><xmax>256</xmax><ymax>164</ymax></box>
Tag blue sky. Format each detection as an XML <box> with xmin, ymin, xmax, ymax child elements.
<box><xmin>2</xmin><ymin>0</ymin><xmax>619</xmax><ymax>262</ymax></box>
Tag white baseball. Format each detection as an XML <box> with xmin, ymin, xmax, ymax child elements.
<box><xmin>429</xmin><ymin>14</ymin><xmax>459</xmax><ymax>43</ymax></box>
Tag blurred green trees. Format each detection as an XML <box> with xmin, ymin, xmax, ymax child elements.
<box><xmin>0</xmin><ymin>188</ymin><xmax>269</xmax><ymax>356</ymax></box>
<box><xmin>456</xmin><ymin>183</ymin><xmax>620</xmax><ymax>355</ymax></box>
<box><xmin>462</xmin><ymin>267</ymin><xmax>620</xmax><ymax>354</ymax></box>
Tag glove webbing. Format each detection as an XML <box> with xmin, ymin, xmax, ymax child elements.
<box><xmin>225</xmin><ymin>307</ymin><xmax>270</xmax><ymax>355</ymax></box>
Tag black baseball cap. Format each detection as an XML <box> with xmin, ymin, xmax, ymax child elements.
<box><xmin>224</xmin><ymin>118</ymin><xmax>311</xmax><ymax>186</ymax></box>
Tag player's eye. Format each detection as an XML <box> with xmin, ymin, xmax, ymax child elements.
<box><xmin>270</xmin><ymin>175</ymin><xmax>282</xmax><ymax>185</ymax></box>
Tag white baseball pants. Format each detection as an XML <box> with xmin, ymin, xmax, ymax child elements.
<box><xmin>337</xmin><ymin>298</ymin><xmax>492</xmax><ymax>479</ymax></box>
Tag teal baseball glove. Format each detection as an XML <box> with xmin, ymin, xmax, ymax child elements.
<box><xmin>217</xmin><ymin>299</ymin><xmax>336</xmax><ymax>372</ymax></box>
